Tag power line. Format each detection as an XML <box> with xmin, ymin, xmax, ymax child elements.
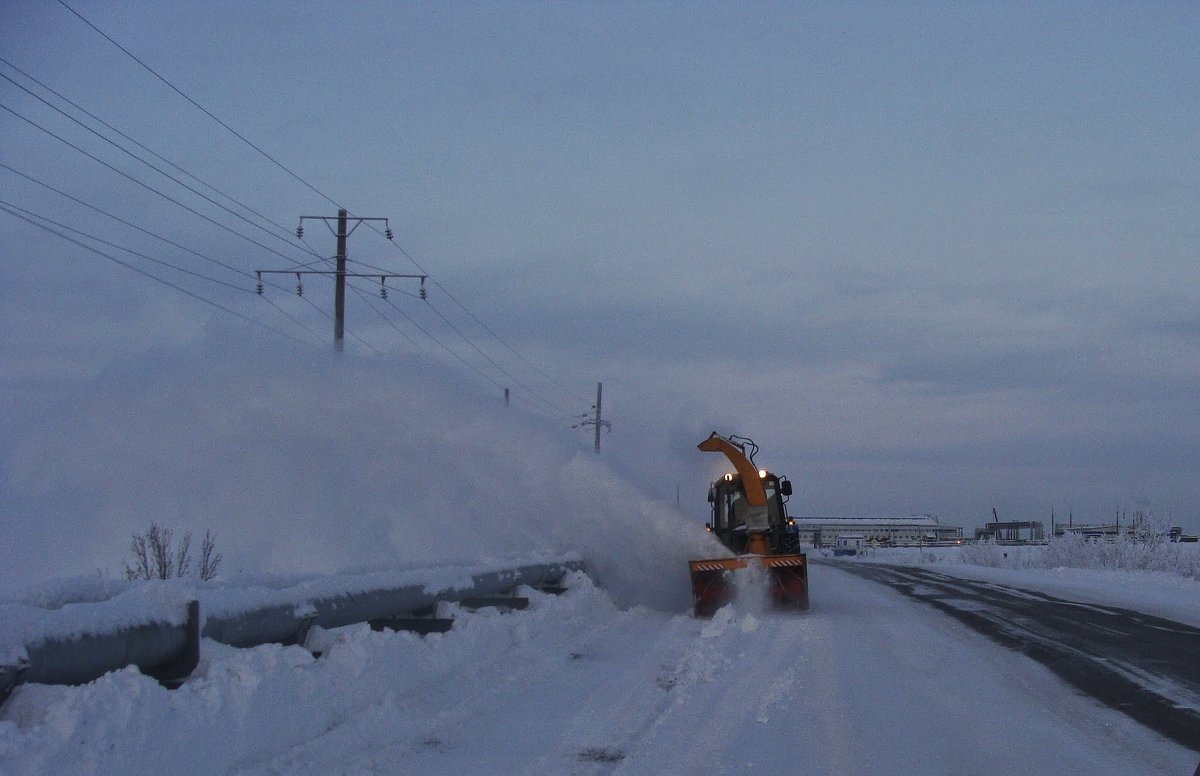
<box><xmin>0</xmin><ymin>198</ymin><xmax>243</xmax><ymax>292</ymax></box>
<box><xmin>0</xmin><ymin>202</ymin><xmax>310</xmax><ymax>345</ymax></box>
<box><xmin>371</xmin><ymin>230</ymin><xmax>583</xmax><ymax>403</ymax></box>
<box><xmin>0</xmin><ymin>101</ymin><xmax>383</xmax><ymax>351</ymax></box>
<box><xmin>344</xmin><ymin>268</ymin><xmax>566</xmax><ymax>412</ymax></box>
<box><xmin>55</xmin><ymin>0</ymin><xmax>585</xmax><ymax>407</ymax></box>
<box><xmin>375</xmin><ymin>292</ymin><xmax>535</xmax><ymax>401</ymax></box>
<box><xmin>0</xmin><ymin>101</ymin><xmax>312</xmax><ymax>267</ymax></box>
<box><xmin>256</xmin><ymin>295</ymin><xmax>327</xmax><ymax>346</ymax></box>
<box><xmin>272</xmin><ymin>251</ymin><xmax>412</xmax><ymax>352</ymax></box>
<box><xmin>0</xmin><ymin>197</ymin><xmax>328</xmax><ymax>344</ymax></box>
<box><xmin>344</xmin><ymin>278</ymin><xmax>424</xmax><ymax>352</ymax></box>
<box><xmin>56</xmin><ymin>0</ymin><xmax>333</xmax><ymax>207</ymax></box>
<box><xmin>0</xmin><ymin>160</ymin><xmax>279</xmax><ymax>290</ymax></box>
<box><xmin>0</xmin><ymin>164</ymin><xmax>362</xmax><ymax>345</ymax></box>
<box><xmin>340</xmin><ymin>224</ymin><xmax>579</xmax><ymax>412</ymax></box>
<box><xmin>421</xmin><ymin>295</ymin><xmax>568</xmax><ymax>415</ymax></box>
<box><xmin>0</xmin><ymin>56</ymin><xmax>315</xmax><ymax>261</ymax></box>
<box><xmin>0</xmin><ymin>70</ymin><xmax>316</xmax><ymax>262</ymax></box>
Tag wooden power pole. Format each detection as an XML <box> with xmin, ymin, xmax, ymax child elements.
<box><xmin>333</xmin><ymin>209</ymin><xmax>348</xmax><ymax>350</ymax></box>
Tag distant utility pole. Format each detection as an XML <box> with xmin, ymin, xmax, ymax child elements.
<box><xmin>573</xmin><ymin>382</ymin><xmax>612</xmax><ymax>452</ymax></box>
<box><xmin>256</xmin><ymin>209</ymin><xmax>426</xmax><ymax>351</ymax></box>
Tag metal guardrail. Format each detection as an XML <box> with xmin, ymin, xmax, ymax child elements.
<box><xmin>0</xmin><ymin>559</ymin><xmax>582</xmax><ymax>707</ymax></box>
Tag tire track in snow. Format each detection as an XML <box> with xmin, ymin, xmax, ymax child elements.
<box><xmin>608</xmin><ymin>590</ymin><xmax>841</xmax><ymax>774</ymax></box>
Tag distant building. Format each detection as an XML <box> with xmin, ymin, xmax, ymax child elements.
<box><xmin>1051</xmin><ymin>521</ymin><xmax>1199</xmax><ymax>543</ymax></box>
<box><xmin>1052</xmin><ymin>523</ymin><xmax>1124</xmax><ymax>540</ymax></box>
<box><xmin>792</xmin><ymin>515</ymin><xmax>963</xmax><ymax>547</ymax></box>
<box><xmin>1045</xmin><ymin>510</ymin><xmax>1199</xmax><ymax>543</ymax></box>
<box><xmin>975</xmin><ymin>521</ymin><xmax>1045</xmax><ymax>543</ymax></box>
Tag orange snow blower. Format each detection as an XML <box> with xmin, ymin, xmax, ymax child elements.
<box><xmin>689</xmin><ymin>433</ymin><xmax>809</xmax><ymax>617</ymax></box>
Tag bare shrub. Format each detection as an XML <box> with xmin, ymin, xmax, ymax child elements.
<box><xmin>123</xmin><ymin>522</ymin><xmax>221</xmax><ymax>581</ymax></box>
<box><xmin>199</xmin><ymin>529</ymin><xmax>222</xmax><ymax>581</ymax></box>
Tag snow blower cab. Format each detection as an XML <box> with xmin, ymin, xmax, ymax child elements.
<box><xmin>689</xmin><ymin>432</ymin><xmax>809</xmax><ymax>617</ymax></box>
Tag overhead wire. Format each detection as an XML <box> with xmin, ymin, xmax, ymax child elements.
<box><xmin>263</xmin><ymin>253</ymin><xmax>386</xmax><ymax>354</ymax></box>
<box><xmin>0</xmin><ymin>197</ymin><xmax>328</xmax><ymax>344</ymax></box>
<box><xmin>0</xmin><ymin>166</ymin><xmax>372</xmax><ymax>349</ymax></box>
<box><xmin>373</xmin><ymin>230</ymin><xmax>583</xmax><ymax>404</ymax></box>
<box><xmin>56</xmin><ymin>0</ymin><xmax>334</xmax><ymax>210</ymax></box>
<box><xmin>0</xmin><ymin>160</ymin><xmax>282</xmax><ymax>290</ymax></box>
<box><xmin>421</xmin><ymin>295</ymin><xmax>568</xmax><ymax>414</ymax></box>
<box><xmin>341</xmin><ymin>270</ymin><xmax>536</xmax><ymax>399</ymax></box>
<box><xmin>0</xmin><ymin>58</ymin><xmax>378</xmax><ymax>347</ymax></box>
<box><xmin>0</xmin><ymin>202</ymin><xmax>313</xmax><ymax>345</ymax></box>
<box><xmin>0</xmin><ymin>70</ymin><xmax>317</xmax><ymax>263</ymax></box>
<box><xmin>0</xmin><ymin>101</ymin><xmax>310</xmax><ymax>267</ymax></box>
<box><xmin>0</xmin><ymin>55</ymin><xmax>318</xmax><ymax>263</ymax></box>
<box><xmin>0</xmin><ymin>85</ymin><xmax>383</xmax><ymax>350</ymax></box>
<box><xmin>256</xmin><ymin>295</ymin><xmax>328</xmax><ymax>346</ymax></box>
<box><xmin>0</xmin><ymin>159</ymin><xmax>368</xmax><ymax>347</ymax></box>
<box><xmin>374</xmin><ymin>292</ymin><xmax>526</xmax><ymax>398</ymax></box>
<box><xmin>52</xmin><ymin>0</ymin><xmax>587</xmax><ymax>412</ymax></box>
<box><xmin>0</xmin><ymin>198</ymin><xmax>243</xmax><ymax>292</ymax></box>
<box><xmin>343</xmin><ymin>278</ymin><xmax>425</xmax><ymax>352</ymax></box>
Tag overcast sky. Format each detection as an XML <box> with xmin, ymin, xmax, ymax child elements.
<box><xmin>2</xmin><ymin>1</ymin><xmax>1198</xmax><ymax>584</ymax></box>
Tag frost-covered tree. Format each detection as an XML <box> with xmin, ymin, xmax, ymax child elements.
<box><xmin>1130</xmin><ymin>510</ymin><xmax>1170</xmax><ymax>550</ymax></box>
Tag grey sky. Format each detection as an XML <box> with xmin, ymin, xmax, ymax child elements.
<box><xmin>2</xmin><ymin>0</ymin><xmax>1198</xmax><ymax>581</ymax></box>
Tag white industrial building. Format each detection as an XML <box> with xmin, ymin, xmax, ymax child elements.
<box><xmin>793</xmin><ymin>515</ymin><xmax>963</xmax><ymax>547</ymax></box>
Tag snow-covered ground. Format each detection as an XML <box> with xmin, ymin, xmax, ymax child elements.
<box><xmin>3</xmin><ymin>564</ymin><xmax>1197</xmax><ymax>775</ymax></box>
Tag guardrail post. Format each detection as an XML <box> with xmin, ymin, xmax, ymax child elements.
<box><xmin>0</xmin><ymin>659</ymin><xmax>28</xmax><ymax>706</ymax></box>
<box><xmin>141</xmin><ymin>600</ymin><xmax>200</xmax><ymax>687</ymax></box>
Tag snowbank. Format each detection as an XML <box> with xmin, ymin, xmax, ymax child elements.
<box><xmin>0</xmin><ymin>573</ymin><xmax>616</xmax><ymax>774</ymax></box>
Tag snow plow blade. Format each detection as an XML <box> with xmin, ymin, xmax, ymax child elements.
<box><xmin>688</xmin><ymin>554</ymin><xmax>809</xmax><ymax>618</ymax></box>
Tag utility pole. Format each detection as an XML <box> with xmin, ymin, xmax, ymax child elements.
<box><xmin>333</xmin><ymin>209</ymin><xmax>347</xmax><ymax>351</ymax></box>
<box><xmin>256</xmin><ymin>209</ymin><xmax>426</xmax><ymax>351</ymax></box>
<box><xmin>573</xmin><ymin>382</ymin><xmax>612</xmax><ymax>452</ymax></box>
<box><xmin>593</xmin><ymin>382</ymin><xmax>604</xmax><ymax>452</ymax></box>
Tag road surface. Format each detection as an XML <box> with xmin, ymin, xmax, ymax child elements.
<box><xmin>820</xmin><ymin>559</ymin><xmax>1200</xmax><ymax>753</ymax></box>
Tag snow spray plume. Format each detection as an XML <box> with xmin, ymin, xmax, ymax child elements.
<box><xmin>1</xmin><ymin>332</ymin><xmax>722</xmax><ymax>609</ymax></box>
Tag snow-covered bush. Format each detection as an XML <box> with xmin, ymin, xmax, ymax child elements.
<box><xmin>961</xmin><ymin>532</ymin><xmax>1200</xmax><ymax>580</ymax></box>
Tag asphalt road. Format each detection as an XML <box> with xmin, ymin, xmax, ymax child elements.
<box><xmin>819</xmin><ymin>560</ymin><xmax>1200</xmax><ymax>754</ymax></box>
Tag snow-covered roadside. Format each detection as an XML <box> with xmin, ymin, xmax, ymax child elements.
<box><xmin>840</xmin><ymin>544</ymin><xmax>1200</xmax><ymax>628</ymax></box>
<box><xmin>3</xmin><ymin>567</ymin><xmax>1195</xmax><ymax>774</ymax></box>
<box><xmin>0</xmin><ymin>555</ymin><xmax>581</xmax><ymax>667</ymax></box>
<box><xmin>0</xmin><ymin>573</ymin><xmax>606</xmax><ymax>775</ymax></box>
